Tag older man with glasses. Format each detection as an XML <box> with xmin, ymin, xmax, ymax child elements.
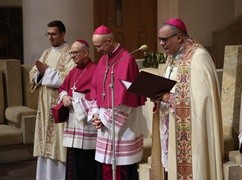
<box><xmin>57</xmin><ymin>39</ymin><xmax>97</xmax><ymax>180</ymax></box>
<box><xmin>29</xmin><ymin>20</ymin><xmax>75</xmax><ymax>180</ymax></box>
<box><xmin>152</xmin><ymin>18</ymin><xmax>224</xmax><ymax>180</ymax></box>
<box><xmin>89</xmin><ymin>25</ymin><xmax>147</xmax><ymax>180</ymax></box>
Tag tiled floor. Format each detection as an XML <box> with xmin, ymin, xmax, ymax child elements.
<box><xmin>0</xmin><ymin>159</ymin><xmax>36</xmax><ymax>180</ymax></box>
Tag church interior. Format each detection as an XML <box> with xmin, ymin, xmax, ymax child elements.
<box><xmin>0</xmin><ymin>0</ymin><xmax>242</xmax><ymax>179</ymax></box>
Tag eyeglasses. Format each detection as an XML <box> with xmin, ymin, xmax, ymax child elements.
<box><xmin>68</xmin><ymin>50</ymin><xmax>85</xmax><ymax>57</ymax></box>
<box><xmin>45</xmin><ymin>32</ymin><xmax>58</xmax><ymax>37</ymax></box>
<box><xmin>94</xmin><ymin>40</ymin><xmax>108</xmax><ymax>49</ymax></box>
<box><xmin>158</xmin><ymin>34</ymin><xmax>178</xmax><ymax>44</ymax></box>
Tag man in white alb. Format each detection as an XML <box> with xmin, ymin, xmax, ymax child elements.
<box><xmin>29</xmin><ymin>20</ymin><xmax>75</xmax><ymax>180</ymax></box>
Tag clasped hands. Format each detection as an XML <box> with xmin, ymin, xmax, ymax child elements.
<box><xmin>35</xmin><ymin>60</ymin><xmax>49</xmax><ymax>75</ymax></box>
<box><xmin>92</xmin><ymin>113</ymin><xmax>103</xmax><ymax>129</ymax></box>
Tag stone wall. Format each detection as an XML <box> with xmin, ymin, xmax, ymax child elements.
<box><xmin>221</xmin><ymin>45</ymin><xmax>242</xmax><ymax>154</ymax></box>
<box><xmin>213</xmin><ymin>15</ymin><xmax>242</xmax><ymax>69</ymax></box>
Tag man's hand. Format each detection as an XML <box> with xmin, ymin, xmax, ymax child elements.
<box><xmin>92</xmin><ymin>113</ymin><xmax>102</xmax><ymax>129</ymax></box>
<box><xmin>35</xmin><ymin>60</ymin><xmax>49</xmax><ymax>75</ymax></box>
<box><xmin>151</xmin><ymin>92</ymin><xmax>170</xmax><ymax>112</ymax></box>
<box><xmin>151</xmin><ymin>92</ymin><xmax>170</xmax><ymax>103</ymax></box>
<box><xmin>161</xmin><ymin>93</ymin><xmax>170</xmax><ymax>103</ymax></box>
<box><xmin>62</xmin><ymin>95</ymin><xmax>73</xmax><ymax>107</ymax></box>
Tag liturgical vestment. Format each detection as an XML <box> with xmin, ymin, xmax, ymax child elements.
<box><xmin>158</xmin><ymin>41</ymin><xmax>223</xmax><ymax>180</ymax></box>
<box><xmin>58</xmin><ymin>61</ymin><xmax>97</xmax><ymax>150</ymax></box>
<box><xmin>29</xmin><ymin>43</ymin><xmax>75</xmax><ymax>162</ymax></box>
<box><xmin>88</xmin><ymin>46</ymin><xmax>147</xmax><ymax>166</ymax></box>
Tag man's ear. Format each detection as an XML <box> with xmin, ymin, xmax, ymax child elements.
<box><xmin>106</xmin><ymin>37</ymin><xmax>112</xmax><ymax>43</ymax></box>
<box><xmin>60</xmin><ymin>32</ymin><xmax>65</xmax><ymax>37</ymax></box>
<box><xmin>177</xmin><ymin>34</ymin><xmax>184</xmax><ymax>44</ymax></box>
<box><xmin>84</xmin><ymin>50</ymin><xmax>89</xmax><ymax>57</ymax></box>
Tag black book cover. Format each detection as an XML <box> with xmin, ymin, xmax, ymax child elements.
<box><xmin>121</xmin><ymin>71</ymin><xmax>176</xmax><ymax>99</ymax></box>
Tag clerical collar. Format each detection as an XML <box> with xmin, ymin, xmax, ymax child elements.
<box><xmin>108</xmin><ymin>43</ymin><xmax>120</xmax><ymax>57</ymax></box>
<box><xmin>51</xmin><ymin>42</ymin><xmax>67</xmax><ymax>50</ymax></box>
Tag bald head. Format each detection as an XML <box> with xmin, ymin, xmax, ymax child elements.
<box><xmin>92</xmin><ymin>34</ymin><xmax>118</xmax><ymax>54</ymax></box>
<box><xmin>92</xmin><ymin>33</ymin><xmax>113</xmax><ymax>45</ymax></box>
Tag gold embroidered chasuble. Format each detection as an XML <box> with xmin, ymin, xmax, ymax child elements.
<box><xmin>29</xmin><ymin>44</ymin><xmax>75</xmax><ymax>162</ymax></box>
<box><xmin>156</xmin><ymin>40</ymin><xmax>223</xmax><ymax>180</ymax></box>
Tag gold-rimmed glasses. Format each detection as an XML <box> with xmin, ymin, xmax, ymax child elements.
<box><xmin>69</xmin><ymin>50</ymin><xmax>85</xmax><ymax>57</ymax></box>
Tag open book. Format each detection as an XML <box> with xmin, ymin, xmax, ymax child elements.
<box><xmin>121</xmin><ymin>71</ymin><xmax>176</xmax><ymax>99</ymax></box>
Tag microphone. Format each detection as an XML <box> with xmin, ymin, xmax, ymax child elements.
<box><xmin>109</xmin><ymin>44</ymin><xmax>148</xmax><ymax>179</ymax></box>
<box><xmin>138</xmin><ymin>44</ymin><xmax>148</xmax><ymax>51</ymax></box>
<box><xmin>129</xmin><ymin>44</ymin><xmax>148</xmax><ymax>55</ymax></box>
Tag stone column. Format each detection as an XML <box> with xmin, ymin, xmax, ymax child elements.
<box><xmin>216</xmin><ymin>45</ymin><xmax>242</xmax><ymax>180</ymax></box>
<box><xmin>221</xmin><ymin>45</ymin><xmax>242</xmax><ymax>154</ymax></box>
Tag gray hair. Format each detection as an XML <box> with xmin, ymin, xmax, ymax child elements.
<box><xmin>159</xmin><ymin>23</ymin><xmax>187</xmax><ymax>35</ymax></box>
<box><xmin>80</xmin><ymin>43</ymin><xmax>89</xmax><ymax>52</ymax></box>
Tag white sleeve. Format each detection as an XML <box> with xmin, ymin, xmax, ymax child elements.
<box><xmin>41</xmin><ymin>67</ymin><xmax>62</xmax><ymax>88</ymax></box>
<box><xmin>99</xmin><ymin>105</ymin><xmax>132</xmax><ymax>134</ymax></box>
<box><xmin>87</xmin><ymin>100</ymin><xmax>100</xmax><ymax>123</ymax></box>
<box><xmin>58</xmin><ymin>91</ymin><xmax>68</xmax><ymax>104</ymax></box>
